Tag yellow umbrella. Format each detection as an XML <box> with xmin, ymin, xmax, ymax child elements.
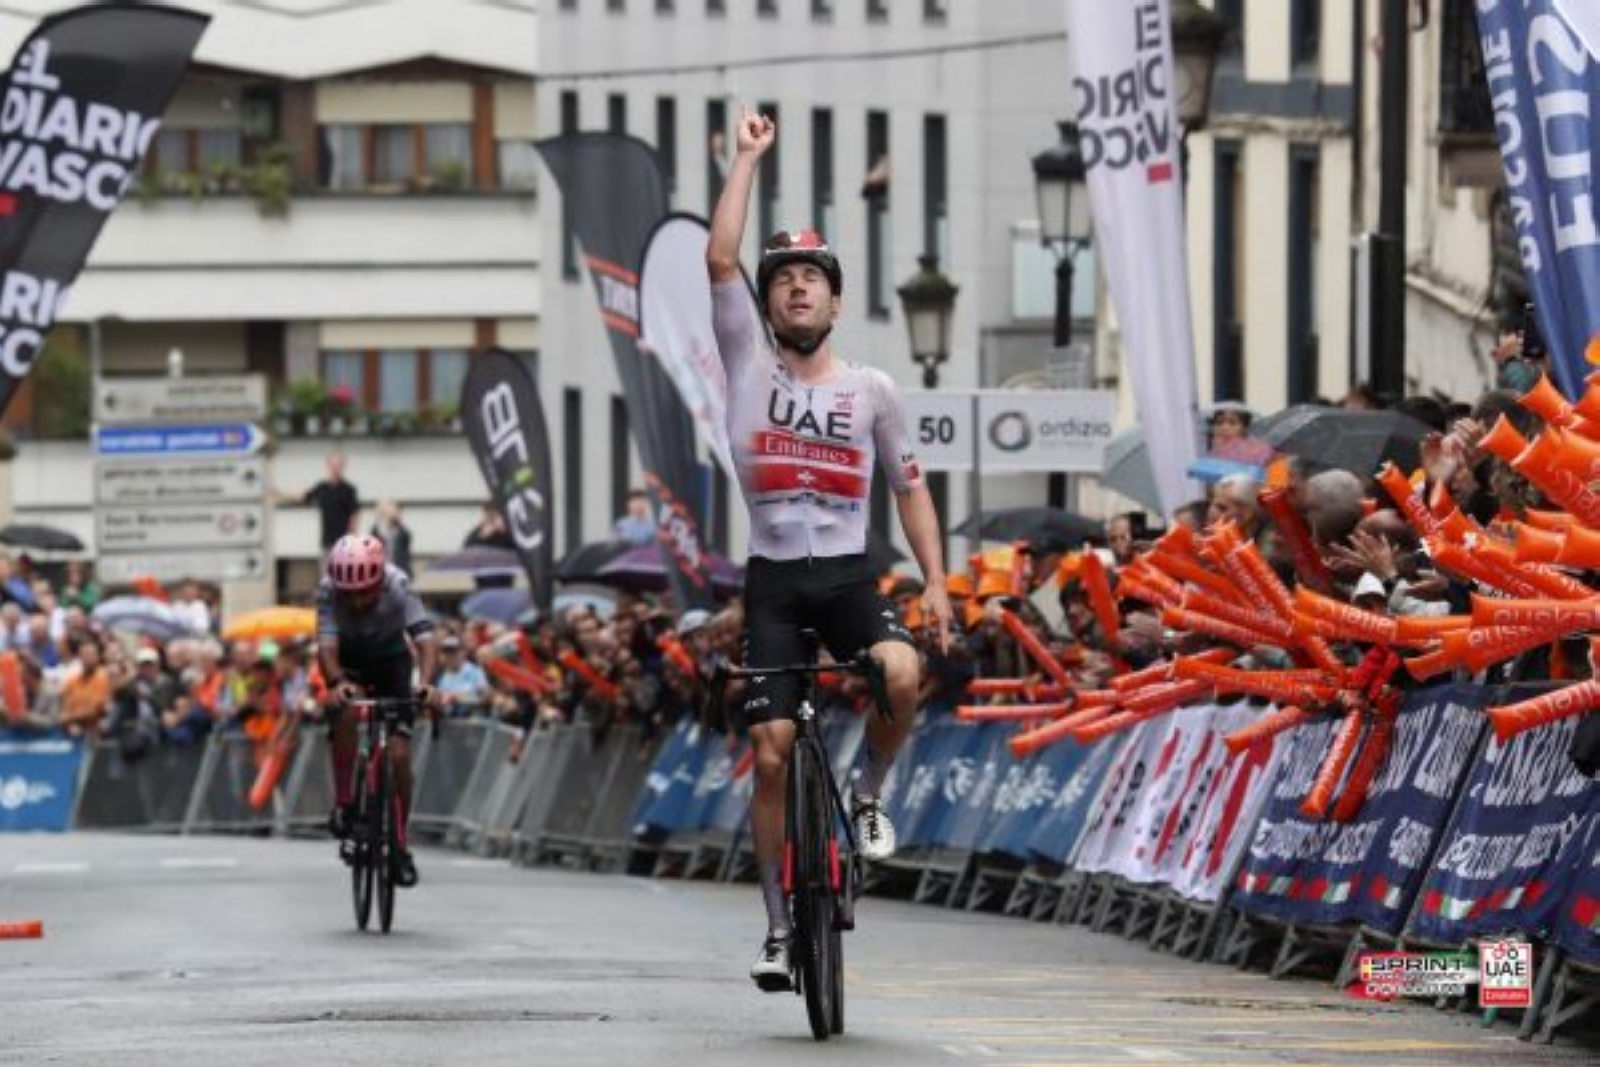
<box><xmin>223</xmin><ymin>606</ymin><xmax>316</xmax><ymax>642</ymax></box>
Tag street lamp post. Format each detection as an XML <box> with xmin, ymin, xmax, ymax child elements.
<box><xmin>1170</xmin><ymin>0</ymin><xmax>1229</xmax><ymax>135</ymax></box>
<box><xmin>897</xmin><ymin>254</ymin><xmax>959</xmax><ymax>389</ymax></box>
<box><xmin>1033</xmin><ymin>122</ymin><xmax>1092</xmax><ymax>508</ymax></box>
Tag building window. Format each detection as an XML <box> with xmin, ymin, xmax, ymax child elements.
<box><xmin>324</xmin><ymin>350</ymin><xmax>364</xmax><ymax>400</ymax></box>
<box><xmin>867</xmin><ymin>0</ymin><xmax>887</xmax><ymax>22</ymax></box>
<box><xmin>1287</xmin><ymin>146</ymin><xmax>1320</xmax><ymax>403</ymax></box>
<box><xmin>608</xmin><ymin>93</ymin><xmax>628</xmax><ymax>134</ymax></box>
<box><xmin>758</xmin><ymin>0</ymin><xmax>777</xmax><ymax>16</ymax></box>
<box><xmin>923</xmin><ymin>0</ymin><xmax>947</xmax><ymax>21</ymax></box>
<box><xmin>611</xmin><ymin>395</ymin><xmax>631</xmax><ymax>521</ymax></box>
<box><xmin>378</xmin><ymin>350</ymin><xmax>418</xmax><ymax>413</ymax></box>
<box><xmin>498</xmin><ymin>141</ymin><xmax>540</xmax><ymax>190</ymax></box>
<box><xmin>608</xmin><ymin>0</ymin><xmax>625</xmax><ymax>11</ymax></box>
<box><xmin>371</xmin><ymin>126</ymin><xmax>413</xmax><ymax>186</ymax></box>
<box><xmin>1290</xmin><ymin>0</ymin><xmax>1319</xmax><ymax>68</ymax></box>
<box><xmin>656</xmin><ymin>97</ymin><xmax>678</xmax><ymax>196</ymax></box>
<box><xmin>424</xmin><ymin>124</ymin><xmax>473</xmax><ymax>187</ymax></box>
<box><xmin>560</xmin><ymin>0</ymin><xmax>576</xmax><ymax>8</ymax></box>
<box><xmin>706</xmin><ymin>98</ymin><xmax>727</xmax><ymax>211</ymax></box>
<box><xmin>812</xmin><ymin>0</ymin><xmax>832</xmax><ymax>18</ymax></box>
<box><xmin>758</xmin><ymin>100</ymin><xmax>780</xmax><ymax>244</ymax></box>
<box><xmin>864</xmin><ymin>110</ymin><xmax>891</xmax><ymax>318</ymax></box>
<box><xmin>321</xmin><ymin>124</ymin><xmax>365</xmax><ymax>189</ymax></box>
<box><xmin>563</xmin><ymin>388</ymin><xmax>583</xmax><ymax>551</ymax></box>
<box><xmin>1011</xmin><ymin>221</ymin><xmax>1095</xmax><ymax>320</ymax></box>
<box><xmin>561</xmin><ymin>91</ymin><xmax>580</xmax><ymax>281</ymax></box>
<box><xmin>1439</xmin><ymin>0</ymin><xmax>1493</xmax><ymax>135</ymax></box>
<box><xmin>430</xmin><ymin>349</ymin><xmax>469</xmax><ymax>407</ymax></box>
<box><xmin>657</xmin><ymin>0</ymin><xmax>674</xmax><ymax>11</ymax></box>
<box><xmin>1213</xmin><ymin>140</ymin><xmax>1244</xmax><ymax>401</ymax></box>
<box><xmin>811</xmin><ymin>107</ymin><xmax>834</xmax><ymax>238</ymax></box>
<box><xmin>922</xmin><ymin>113</ymin><xmax>947</xmax><ymax>263</ymax></box>
<box><xmin>707</xmin><ymin>0</ymin><xmax>725</xmax><ymax>15</ymax></box>
<box><xmin>1215</xmin><ymin>0</ymin><xmax>1243</xmax><ymax>54</ymax></box>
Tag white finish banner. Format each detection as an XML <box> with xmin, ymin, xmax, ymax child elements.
<box><xmin>1555</xmin><ymin>0</ymin><xmax>1600</xmax><ymax>62</ymax></box>
<box><xmin>1064</xmin><ymin>0</ymin><xmax>1199</xmax><ymax>514</ymax></box>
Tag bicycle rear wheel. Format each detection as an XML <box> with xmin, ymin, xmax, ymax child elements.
<box><xmin>376</xmin><ymin>755</ymin><xmax>396</xmax><ymax>934</ymax></box>
<box><xmin>793</xmin><ymin>739</ymin><xmax>837</xmax><ymax>1042</ymax></box>
<box><xmin>350</xmin><ymin>763</ymin><xmax>373</xmax><ymax>931</ymax></box>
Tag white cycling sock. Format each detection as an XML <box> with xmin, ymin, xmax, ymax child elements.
<box><xmin>759</xmin><ymin>860</ymin><xmax>789</xmax><ymax>936</ymax></box>
<box><xmin>854</xmin><ymin>743</ymin><xmax>894</xmax><ymax>800</ymax></box>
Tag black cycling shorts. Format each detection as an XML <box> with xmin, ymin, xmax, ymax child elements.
<box><xmin>329</xmin><ymin>649</ymin><xmax>417</xmax><ymax>736</ymax></box>
<box><xmin>738</xmin><ymin>553</ymin><xmax>914</xmax><ymax>727</ymax></box>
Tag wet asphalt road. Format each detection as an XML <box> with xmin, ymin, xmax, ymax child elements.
<box><xmin>0</xmin><ymin>833</ymin><xmax>1595</xmax><ymax>1067</ymax></box>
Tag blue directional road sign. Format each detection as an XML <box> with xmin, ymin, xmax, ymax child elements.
<box><xmin>94</xmin><ymin>423</ymin><xmax>266</xmax><ymax>457</ymax></box>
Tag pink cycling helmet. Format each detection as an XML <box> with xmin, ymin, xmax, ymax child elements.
<box><xmin>327</xmin><ymin>534</ymin><xmax>385</xmax><ymax>592</ymax></box>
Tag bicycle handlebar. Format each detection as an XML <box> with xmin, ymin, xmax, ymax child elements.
<box><xmin>711</xmin><ymin>653</ymin><xmax>894</xmax><ymax>724</ymax></box>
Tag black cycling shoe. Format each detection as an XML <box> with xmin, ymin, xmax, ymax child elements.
<box><xmin>396</xmin><ymin>850</ymin><xmax>419</xmax><ymax>889</ymax></box>
<box><xmin>327</xmin><ymin>804</ymin><xmax>355</xmax><ymax>839</ymax></box>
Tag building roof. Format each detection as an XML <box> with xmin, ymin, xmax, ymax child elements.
<box><xmin>0</xmin><ymin>0</ymin><xmax>537</xmax><ymax>80</ymax></box>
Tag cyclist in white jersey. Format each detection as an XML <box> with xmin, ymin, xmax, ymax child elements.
<box><xmin>708</xmin><ymin>106</ymin><xmax>952</xmax><ymax>991</ymax></box>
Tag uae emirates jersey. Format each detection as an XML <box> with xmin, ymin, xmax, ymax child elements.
<box><xmin>711</xmin><ymin>280</ymin><xmax>923</xmax><ymax>561</ymax></box>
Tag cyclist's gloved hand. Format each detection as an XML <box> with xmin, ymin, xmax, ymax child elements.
<box><xmin>334</xmin><ymin>681</ymin><xmax>362</xmax><ymax>706</ymax></box>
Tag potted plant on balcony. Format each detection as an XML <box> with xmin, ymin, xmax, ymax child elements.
<box><xmin>323</xmin><ymin>384</ymin><xmax>358</xmax><ymax>435</ymax></box>
<box><xmin>273</xmin><ymin>377</ymin><xmax>329</xmax><ymax>436</ymax></box>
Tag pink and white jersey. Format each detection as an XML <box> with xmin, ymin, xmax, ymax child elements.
<box><xmin>711</xmin><ymin>279</ymin><xmax>923</xmax><ymax>561</ymax></box>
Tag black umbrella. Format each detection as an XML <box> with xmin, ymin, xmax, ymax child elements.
<box><xmin>950</xmin><ymin>506</ymin><xmax>1103</xmax><ymax>552</ymax></box>
<box><xmin>0</xmin><ymin>522</ymin><xmax>84</xmax><ymax>553</ymax></box>
<box><xmin>1249</xmin><ymin>405</ymin><xmax>1433</xmax><ymax>476</ymax></box>
<box><xmin>595</xmin><ymin>543</ymin><xmax>744</xmax><ymax>595</ymax></box>
<box><xmin>554</xmin><ymin>539</ymin><xmax>637</xmax><ymax>583</ymax></box>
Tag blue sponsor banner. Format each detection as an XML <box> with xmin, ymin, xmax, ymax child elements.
<box><xmin>0</xmin><ymin>735</ymin><xmax>82</xmax><ymax>831</ymax></box>
<box><xmin>1024</xmin><ymin>736</ymin><xmax>1127</xmax><ymax>864</ymax></box>
<box><xmin>979</xmin><ymin>737</ymin><xmax>1098</xmax><ymax>861</ymax></box>
<box><xmin>1477</xmin><ymin>1</ymin><xmax>1600</xmax><ymax>397</ymax></box>
<box><xmin>1233</xmin><ymin>685</ymin><xmax>1486</xmax><ymax>934</ymax></box>
<box><xmin>1410</xmin><ymin>708</ymin><xmax>1597</xmax><ymax>947</ymax></box>
<box><xmin>631</xmin><ymin>719</ymin><xmax>708</xmax><ymax>837</ymax></box>
<box><xmin>1551</xmin><ymin>795</ymin><xmax>1600</xmax><ymax>965</ymax></box>
<box><xmin>882</xmin><ymin>719</ymin><xmax>972</xmax><ymax>849</ymax></box>
<box><xmin>926</xmin><ymin>723</ymin><xmax>1012</xmax><ymax>852</ymax></box>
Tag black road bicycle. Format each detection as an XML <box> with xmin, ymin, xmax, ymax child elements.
<box><xmin>343</xmin><ymin>695</ymin><xmax>424</xmax><ymax>934</ymax></box>
<box><xmin>714</xmin><ymin>644</ymin><xmax>891</xmax><ymax>1041</ymax></box>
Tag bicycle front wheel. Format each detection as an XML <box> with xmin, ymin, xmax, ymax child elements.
<box><xmin>351</xmin><ymin>763</ymin><xmax>373</xmax><ymax>931</ymax></box>
<box><xmin>793</xmin><ymin>739</ymin><xmax>837</xmax><ymax>1042</ymax></box>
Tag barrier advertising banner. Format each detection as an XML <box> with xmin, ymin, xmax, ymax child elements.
<box><xmin>1073</xmin><ymin>717</ymin><xmax>1178</xmax><ymax>874</ymax></box>
<box><xmin>460</xmin><ymin>348</ymin><xmax>554</xmax><ymax>612</ymax></box>
<box><xmin>1063</xmin><ymin>0</ymin><xmax>1199</xmax><ymax>512</ymax></box>
<box><xmin>1552</xmin><ymin>803</ymin><xmax>1600</xmax><ymax>965</ymax></box>
<box><xmin>537</xmin><ymin>133</ymin><xmax>716</xmax><ymax>609</ymax></box>
<box><xmin>1476</xmin><ymin>1</ymin><xmax>1600</xmax><ymax>397</ymax></box>
<box><xmin>0</xmin><ymin>3</ymin><xmax>209</xmax><ymax>419</ymax></box>
<box><xmin>1233</xmin><ymin>686</ymin><xmax>1487</xmax><ymax>933</ymax></box>
<box><xmin>1410</xmin><ymin>710</ymin><xmax>1597</xmax><ymax>949</ymax></box>
<box><xmin>982</xmin><ymin>735</ymin><xmax>1101</xmax><ymax>862</ymax></box>
<box><xmin>0</xmin><ymin>735</ymin><xmax>82</xmax><ymax>830</ymax></box>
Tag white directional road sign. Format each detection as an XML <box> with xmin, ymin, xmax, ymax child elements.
<box><xmin>94</xmin><ymin>375</ymin><xmax>267</xmax><ymax>425</ymax></box>
<box><xmin>95</xmin><ymin>457</ymin><xmax>264</xmax><ymax>506</ymax></box>
<box><xmin>97</xmin><ymin>550</ymin><xmax>267</xmax><ymax>584</ymax></box>
<box><xmin>97</xmin><ymin>504</ymin><xmax>266</xmax><ymax>552</ymax></box>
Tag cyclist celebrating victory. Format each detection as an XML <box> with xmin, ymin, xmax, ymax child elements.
<box><xmin>318</xmin><ymin>533</ymin><xmax>438</xmax><ymax>888</ymax></box>
<box><xmin>707</xmin><ymin>106</ymin><xmax>952</xmax><ymax>991</ymax></box>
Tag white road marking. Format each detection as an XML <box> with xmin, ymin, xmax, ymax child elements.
<box><xmin>157</xmin><ymin>857</ymin><xmax>239</xmax><ymax>870</ymax></box>
<box><xmin>13</xmin><ymin>861</ymin><xmax>89</xmax><ymax>874</ymax></box>
<box><xmin>1124</xmin><ymin>1047</ymin><xmax>1191</xmax><ymax>1062</ymax></box>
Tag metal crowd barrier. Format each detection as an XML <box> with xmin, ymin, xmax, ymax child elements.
<box><xmin>74</xmin><ymin>741</ymin><xmax>206</xmax><ymax>833</ymax></box>
<box><xmin>183</xmin><ymin>735</ymin><xmax>275</xmax><ymax>835</ymax></box>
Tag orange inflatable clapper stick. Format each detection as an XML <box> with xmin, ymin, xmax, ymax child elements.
<box><xmin>1079</xmin><ymin>550</ymin><xmax>1120</xmax><ymax>641</ymax></box>
<box><xmin>1330</xmin><ymin>705</ymin><xmax>1397</xmax><ymax>822</ymax></box>
<box><xmin>1468</xmin><ymin>593</ymin><xmax>1600</xmax><ymax>629</ymax></box>
<box><xmin>957</xmin><ymin>702</ymin><xmax>1072</xmax><ymax>723</ymax></box>
<box><xmin>1375</xmin><ymin>462</ymin><xmax>1446</xmax><ymax>538</ymax></box>
<box><xmin>1554</xmin><ymin>524</ymin><xmax>1600</xmax><ymax>569</ymax></box>
<box><xmin>997</xmin><ymin>608</ymin><xmax>1072</xmax><ymax>688</ymax></box>
<box><xmin>0</xmin><ymin>652</ymin><xmax>22</xmax><ymax>723</ymax></box>
<box><xmin>1259</xmin><ymin>486</ymin><xmax>1335</xmax><ymax>592</ymax></box>
<box><xmin>1478</xmin><ymin>414</ymin><xmax>1533</xmax><ymax>463</ymax></box>
<box><xmin>1223</xmin><ymin>705</ymin><xmax>1316</xmax><ymax>756</ymax></box>
<box><xmin>1472</xmin><ymin>537</ymin><xmax>1596</xmax><ymax>600</ymax></box>
<box><xmin>1523</xmin><ymin>507</ymin><xmax>1577</xmax><ymax>532</ymax></box>
<box><xmin>1107</xmin><ymin>647</ymin><xmax>1232</xmax><ymax>693</ymax></box>
<box><xmin>1518</xmin><ymin>373</ymin><xmax>1578</xmax><ymax>428</ymax></box>
<box><xmin>1008</xmin><ymin>703</ymin><xmax>1124</xmax><ymax>756</ymax></box>
<box><xmin>1292</xmin><ymin>587</ymin><xmax>1399</xmax><ymax>644</ymax></box>
<box><xmin>1182</xmin><ymin>589</ymin><xmax>1294</xmax><ymax>641</ymax></box>
<box><xmin>1160</xmin><ymin>605</ymin><xmax>1283</xmax><ymax>649</ymax></box>
<box><xmin>1514</xmin><ymin>524</ymin><xmax>1567</xmax><ymax>564</ymax></box>
<box><xmin>1486</xmin><ymin>678</ymin><xmax>1600</xmax><ymax>741</ymax></box>
<box><xmin>1148</xmin><ymin>548</ymin><xmax>1242</xmax><ymax>602</ymax></box>
<box><xmin>1300</xmin><ymin>707</ymin><xmax>1365</xmax><ymax>819</ymax></box>
<box><xmin>1393</xmin><ymin>613</ymin><xmax>1469</xmax><ymax>641</ymax></box>
<box><xmin>248</xmin><ymin>731</ymin><xmax>296</xmax><ymax>811</ymax></box>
